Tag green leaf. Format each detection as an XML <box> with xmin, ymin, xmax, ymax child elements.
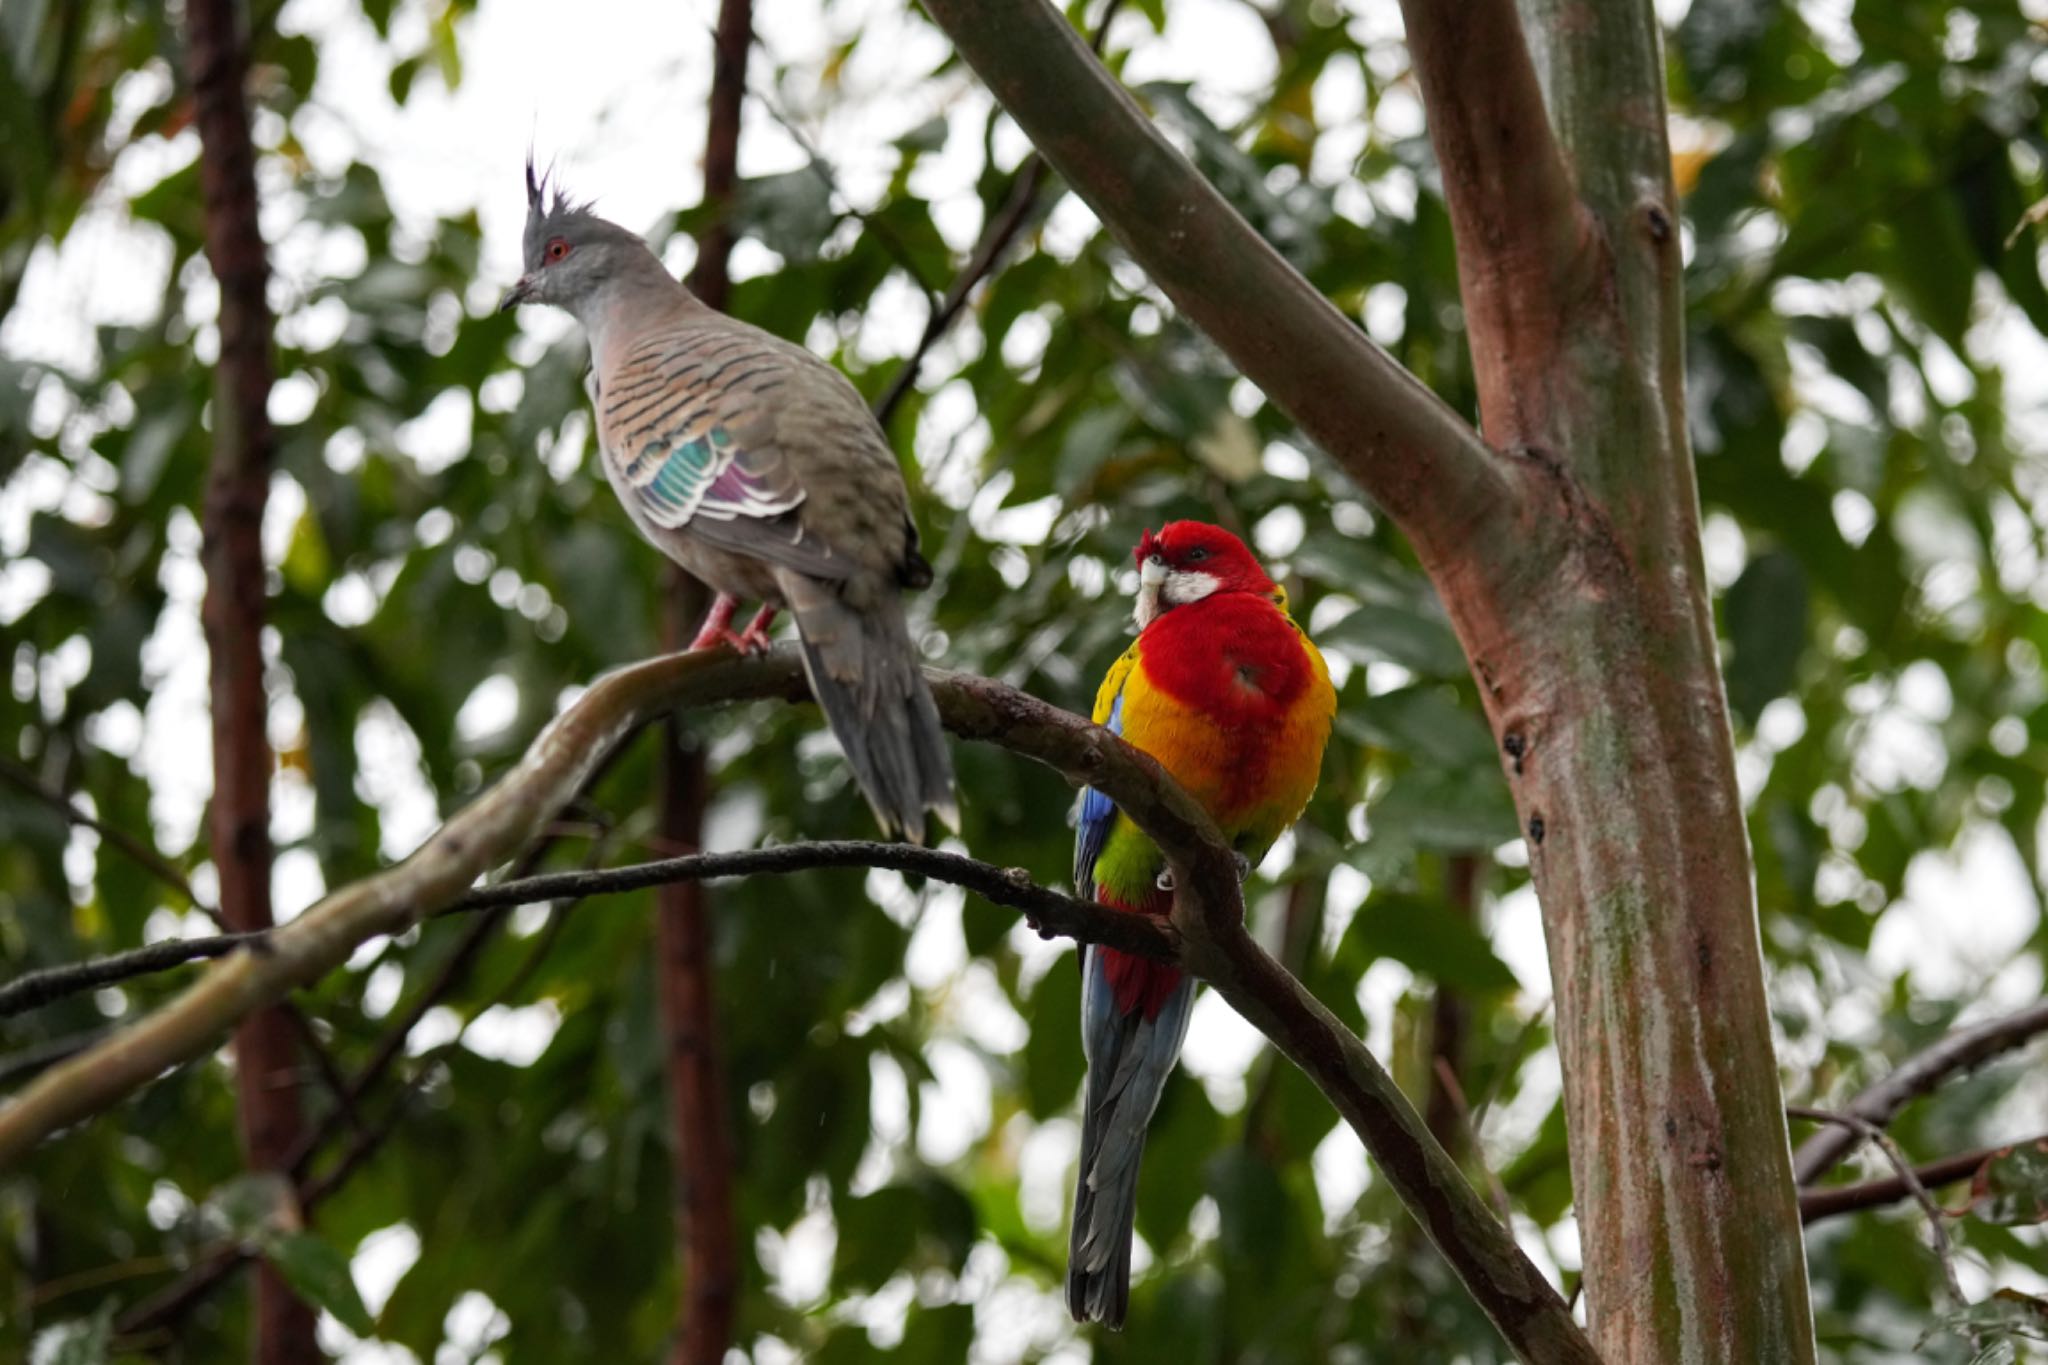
<box><xmin>734</xmin><ymin>169</ymin><xmax>838</xmax><ymax>264</ymax></box>
<box><xmin>204</xmin><ymin>1171</ymin><xmax>294</xmax><ymax>1242</ymax></box>
<box><xmin>1723</xmin><ymin>549</ymin><xmax>1807</xmax><ymax>726</ymax></box>
<box><xmin>1366</xmin><ymin>765</ymin><xmax>1519</xmax><ymax>851</ymax></box>
<box><xmin>1918</xmin><ymin>1288</ymin><xmax>2048</xmax><ymax>1350</ymax></box>
<box><xmin>897</xmin><ymin>1303</ymin><xmax>975</xmax><ymax>1365</ymax></box>
<box><xmin>1205</xmin><ymin>1146</ymin><xmax>1291</xmax><ymax>1285</ymax></box>
<box><xmin>28</xmin><ymin>1306</ymin><xmax>112</xmax><ymax>1365</ymax></box>
<box><xmin>1023</xmin><ymin>956</ymin><xmax>1084</xmax><ymax>1119</ymax></box>
<box><xmin>1340</xmin><ymin>893</ymin><xmax>1520</xmax><ymax>993</ymax></box>
<box><xmin>262</xmin><ymin>1231</ymin><xmax>376</xmax><ymax>1337</ymax></box>
<box><xmin>1967</xmin><ymin>1142</ymin><xmax>2048</xmax><ymax>1226</ymax></box>
<box><xmin>1316</xmin><ymin>603</ymin><xmax>1466</xmax><ymax>679</ymax></box>
<box><xmin>1338</xmin><ymin>684</ymin><xmax>1496</xmax><ymax>767</ymax></box>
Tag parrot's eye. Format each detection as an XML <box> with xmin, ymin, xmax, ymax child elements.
<box><xmin>1185</xmin><ymin>546</ymin><xmax>1210</xmax><ymax>562</ymax></box>
<box><xmin>545</xmin><ymin>238</ymin><xmax>572</xmax><ymax>263</ymax></box>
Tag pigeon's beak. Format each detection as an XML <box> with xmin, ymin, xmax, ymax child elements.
<box><xmin>498</xmin><ymin>275</ymin><xmax>534</xmax><ymax>312</ymax></box>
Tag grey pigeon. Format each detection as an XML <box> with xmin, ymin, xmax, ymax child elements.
<box><xmin>500</xmin><ymin>162</ymin><xmax>956</xmax><ymax>842</ymax></box>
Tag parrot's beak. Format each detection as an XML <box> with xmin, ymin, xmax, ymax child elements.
<box><xmin>498</xmin><ymin>276</ymin><xmax>534</xmax><ymax>312</ymax></box>
<box><xmin>1139</xmin><ymin>555</ymin><xmax>1168</xmax><ymax>587</ymax></box>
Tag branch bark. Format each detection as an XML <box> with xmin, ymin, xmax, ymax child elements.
<box><xmin>0</xmin><ymin>651</ymin><xmax>1598</xmax><ymax>1363</ymax></box>
<box><xmin>1793</xmin><ymin>1000</ymin><xmax>2048</xmax><ymax>1186</ymax></box>
<box><xmin>183</xmin><ymin>0</ymin><xmax>316</xmax><ymax>1354</ymax></box>
<box><xmin>914</xmin><ymin>0</ymin><xmax>1516</xmax><ymax>571</ymax></box>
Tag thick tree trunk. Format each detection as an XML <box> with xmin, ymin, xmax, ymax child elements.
<box><xmin>656</xmin><ymin>5</ymin><xmax>752</xmax><ymax>1359</ymax></box>
<box><xmin>1404</xmin><ymin>1</ymin><xmax>1818</xmax><ymax>1358</ymax></box>
<box><xmin>183</xmin><ymin>0</ymin><xmax>317</xmax><ymax>1359</ymax></box>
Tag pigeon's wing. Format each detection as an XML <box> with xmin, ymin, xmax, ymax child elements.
<box><xmin>596</xmin><ymin>324</ymin><xmax>849</xmax><ymax>581</ymax></box>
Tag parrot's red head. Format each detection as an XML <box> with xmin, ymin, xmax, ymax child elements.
<box><xmin>1132</xmin><ymin>521</ymin><xmax>1279</xmax><ymax>627</ymax></box>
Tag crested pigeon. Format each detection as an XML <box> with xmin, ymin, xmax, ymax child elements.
<box><xmin>500</xmin><ymin>164</ymin><xmax>957</xmax><ymax>843</ymax></box>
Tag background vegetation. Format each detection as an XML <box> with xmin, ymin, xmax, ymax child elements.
<box><xmin>4</xmin><ymin>0</ymin><xmax>2048</xmax><ymax>1359</ymax></box>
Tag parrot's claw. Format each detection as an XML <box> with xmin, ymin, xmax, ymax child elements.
<box><xmin>1233</xmin><ymin>852</ymin><xmax>1253</xmax><ymax>883</ymax></box>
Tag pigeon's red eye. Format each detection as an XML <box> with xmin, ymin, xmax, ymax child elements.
<box><xmin>546</xmin><ymin>238</ymin><xmax>571</xmax><ymax>263</ymax></box>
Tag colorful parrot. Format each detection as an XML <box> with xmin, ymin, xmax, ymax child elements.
<box><xmin>1067</xmin><ymin>520</ymin><xmax>1336</xmax><ymax>1328</ymax></box>
<box><xmin>499</xmin><ymin>163</ymin><xmax>955</xmax><ymax>842</ymax></box>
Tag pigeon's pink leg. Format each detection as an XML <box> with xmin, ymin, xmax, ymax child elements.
<box><xmin>688</xmin><ymin>596</ymin><xmax>778</xmax><ymax>655</ymax></box>
<box><xmin>688</xmin><ymin>594</ymin><xmax>741</xmax><ymax>651</ymax></box>
<box><xmin>734</xmin><ymin>604</ymin><xmax>779</xmax><ymax>655</ymax></box>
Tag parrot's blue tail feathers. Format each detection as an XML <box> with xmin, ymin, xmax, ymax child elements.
<box><xmin>1066</xmin><ymin>950</ymin><xmax>1196</xmax><ymax>1329</ymax></box>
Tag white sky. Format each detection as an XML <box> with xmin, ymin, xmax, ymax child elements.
<box><xmin>6</xmin><ymin>0</ymin><xmax>2048</xmax><ymax>1357</ymax></box>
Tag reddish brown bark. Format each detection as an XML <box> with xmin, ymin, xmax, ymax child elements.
<box><xmin>184</xmin><ymin>0</ymin><xmax>317</xmax><ymax>1358</ymax></box>
<box><xmin>655</xmin><ymin>6</ymin><xmax>752</xmax><ymax>1359</ymax></box>
<box><xmin>1403</xmin><ymin>2</ymin><xmax>1815</xmax><ymax>1359</ymax></box>
<box><xmin>651</xmin><ymin>676</ymin><xmax>737</xmax><ymax>1365</ymax></box>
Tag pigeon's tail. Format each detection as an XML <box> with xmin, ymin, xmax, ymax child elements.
<box><xmin>1067</xmin><ymin>949</ymin><xmax>1196</xmax><ymax>1330</ymax></box>
<box><xmin>780</xmin><ymin>572</ymin><xmax>957</xmax><ymax>844</ymax></box>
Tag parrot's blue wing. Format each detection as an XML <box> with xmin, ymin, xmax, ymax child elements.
<box><xmin>1072</xmin><ymin>691</ymin><xmax>1124</xmax><ymax>896</ymax></box>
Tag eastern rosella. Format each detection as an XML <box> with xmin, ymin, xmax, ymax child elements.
<box><xmin>500</xmin><ymin>163</ymin><xmax>956</xmax><ymax>842</ymax></box>
<box><xmin>1066</xmin><ymin>521</ymin><xmax>1336</xmax><ymax>1327</ymax></box>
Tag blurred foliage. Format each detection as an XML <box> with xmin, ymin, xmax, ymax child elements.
<box><xmin>2</xmin><ymin>0</ymin><xmax>2047</xmax><ymax>1361</ymax></box>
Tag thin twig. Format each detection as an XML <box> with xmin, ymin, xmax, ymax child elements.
<box><xmin>1</xmin><ymin>842</ymin><xmax>1174</xmax><ymax>1023</ymax></box>
<box><xmin>1468</xmin><ymin>995</ymin><xmax>1550</xmax><ymax>1137</ymax></box>
<box><xmin>1800</xmin><ymin>1138</ymin><xmax>2032</xmax><ymax>1225</ymax></box>
<box><xmin>1432</xmin><ymin>1054</ymin><xmax>1514</xmax><ymax>1224</ymax></box>
<box><xmin>1788</xmin><ymin>1105</ymin><xmax>1966</xmax><ymax>1302</ymax></box>
<box><xmin>0</xmin><ymin>933</ymin><xmax>260</xmax><ymax>1017</ymax></box>
<box><xmin>0</xmin><ymin>757</ymin><xmax>210</xmax><ymax>915</ymax></box>
<box><xmin>745</xmin><ymin>78</ymin><xmax>941</xmax><ymax>306</ymax></box>
<box><xmin>870</xmin><ymin>0</ymin><xmax>1126</xmax><ymax>428</ymax></box>
<box><xmin>1794</xmin><ymin>1000</ymin><xmax>2048</xmax><ymax>1185</ymax></box>
<box><xmin>0</xmin><ymin>1027</ymin><xmax>112</xmax><ymax>1088</ymax></box>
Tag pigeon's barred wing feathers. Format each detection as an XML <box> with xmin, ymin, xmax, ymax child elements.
<box><xmin>596</xmin><ymin>323</ymin><xmax>846</xmax><ymax>580</ymax></box>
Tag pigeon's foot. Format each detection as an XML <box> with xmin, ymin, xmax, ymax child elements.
<box><xmin>733</xmin><ymin>604</ymin><xmax>779</xmax><ymax>656</ymax></box>
<box><xmin>688</xmin><ymin>593</ymin><xmax>741</xmax><ymax>651</ymax></box>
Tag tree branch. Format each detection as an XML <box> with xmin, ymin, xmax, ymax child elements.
<box><xmin>1788</xmin><ymin>1106</ymin><xmax>1965</xmax><ymax>1303</ymax></box>
<box><xmin>914</xmin><ymin>0</ymin><xmax>1514</xmax><ymax>564</ymax></box>
<box><xmin>1799</xmin><ymin>1138</ymin><xmax>2036</xmax><ymax>1226</ymax></box>
<box><xmin>1</xmin><ymin>841</ymin><xmax>1177</xmax><ymax>1018</ymax></box>
<box><xmin>1396</xmin><ymin>0</ymin><xmax>1589</xmax><ymax>445</ymax></box>
<box><xmin>1793</xmin><ymin>1000</ymin><xmax>2048</xmax><ymax>1186</ymax></box>
<box><xmin>0</xmin><ymin>650</ymin><xmax>1597</xmax><ymax>1362</ymax></box>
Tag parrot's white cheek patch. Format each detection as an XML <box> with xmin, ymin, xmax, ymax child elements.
<box><xmin>1134</xmin><ymin>569</ymin><xmax>1220</xmax><ymax>627</ymax></box>
<box><xmin>1164</xmin><ymin>570</ymin><xmax>1221</xmax><ymax>607</ymax></box>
